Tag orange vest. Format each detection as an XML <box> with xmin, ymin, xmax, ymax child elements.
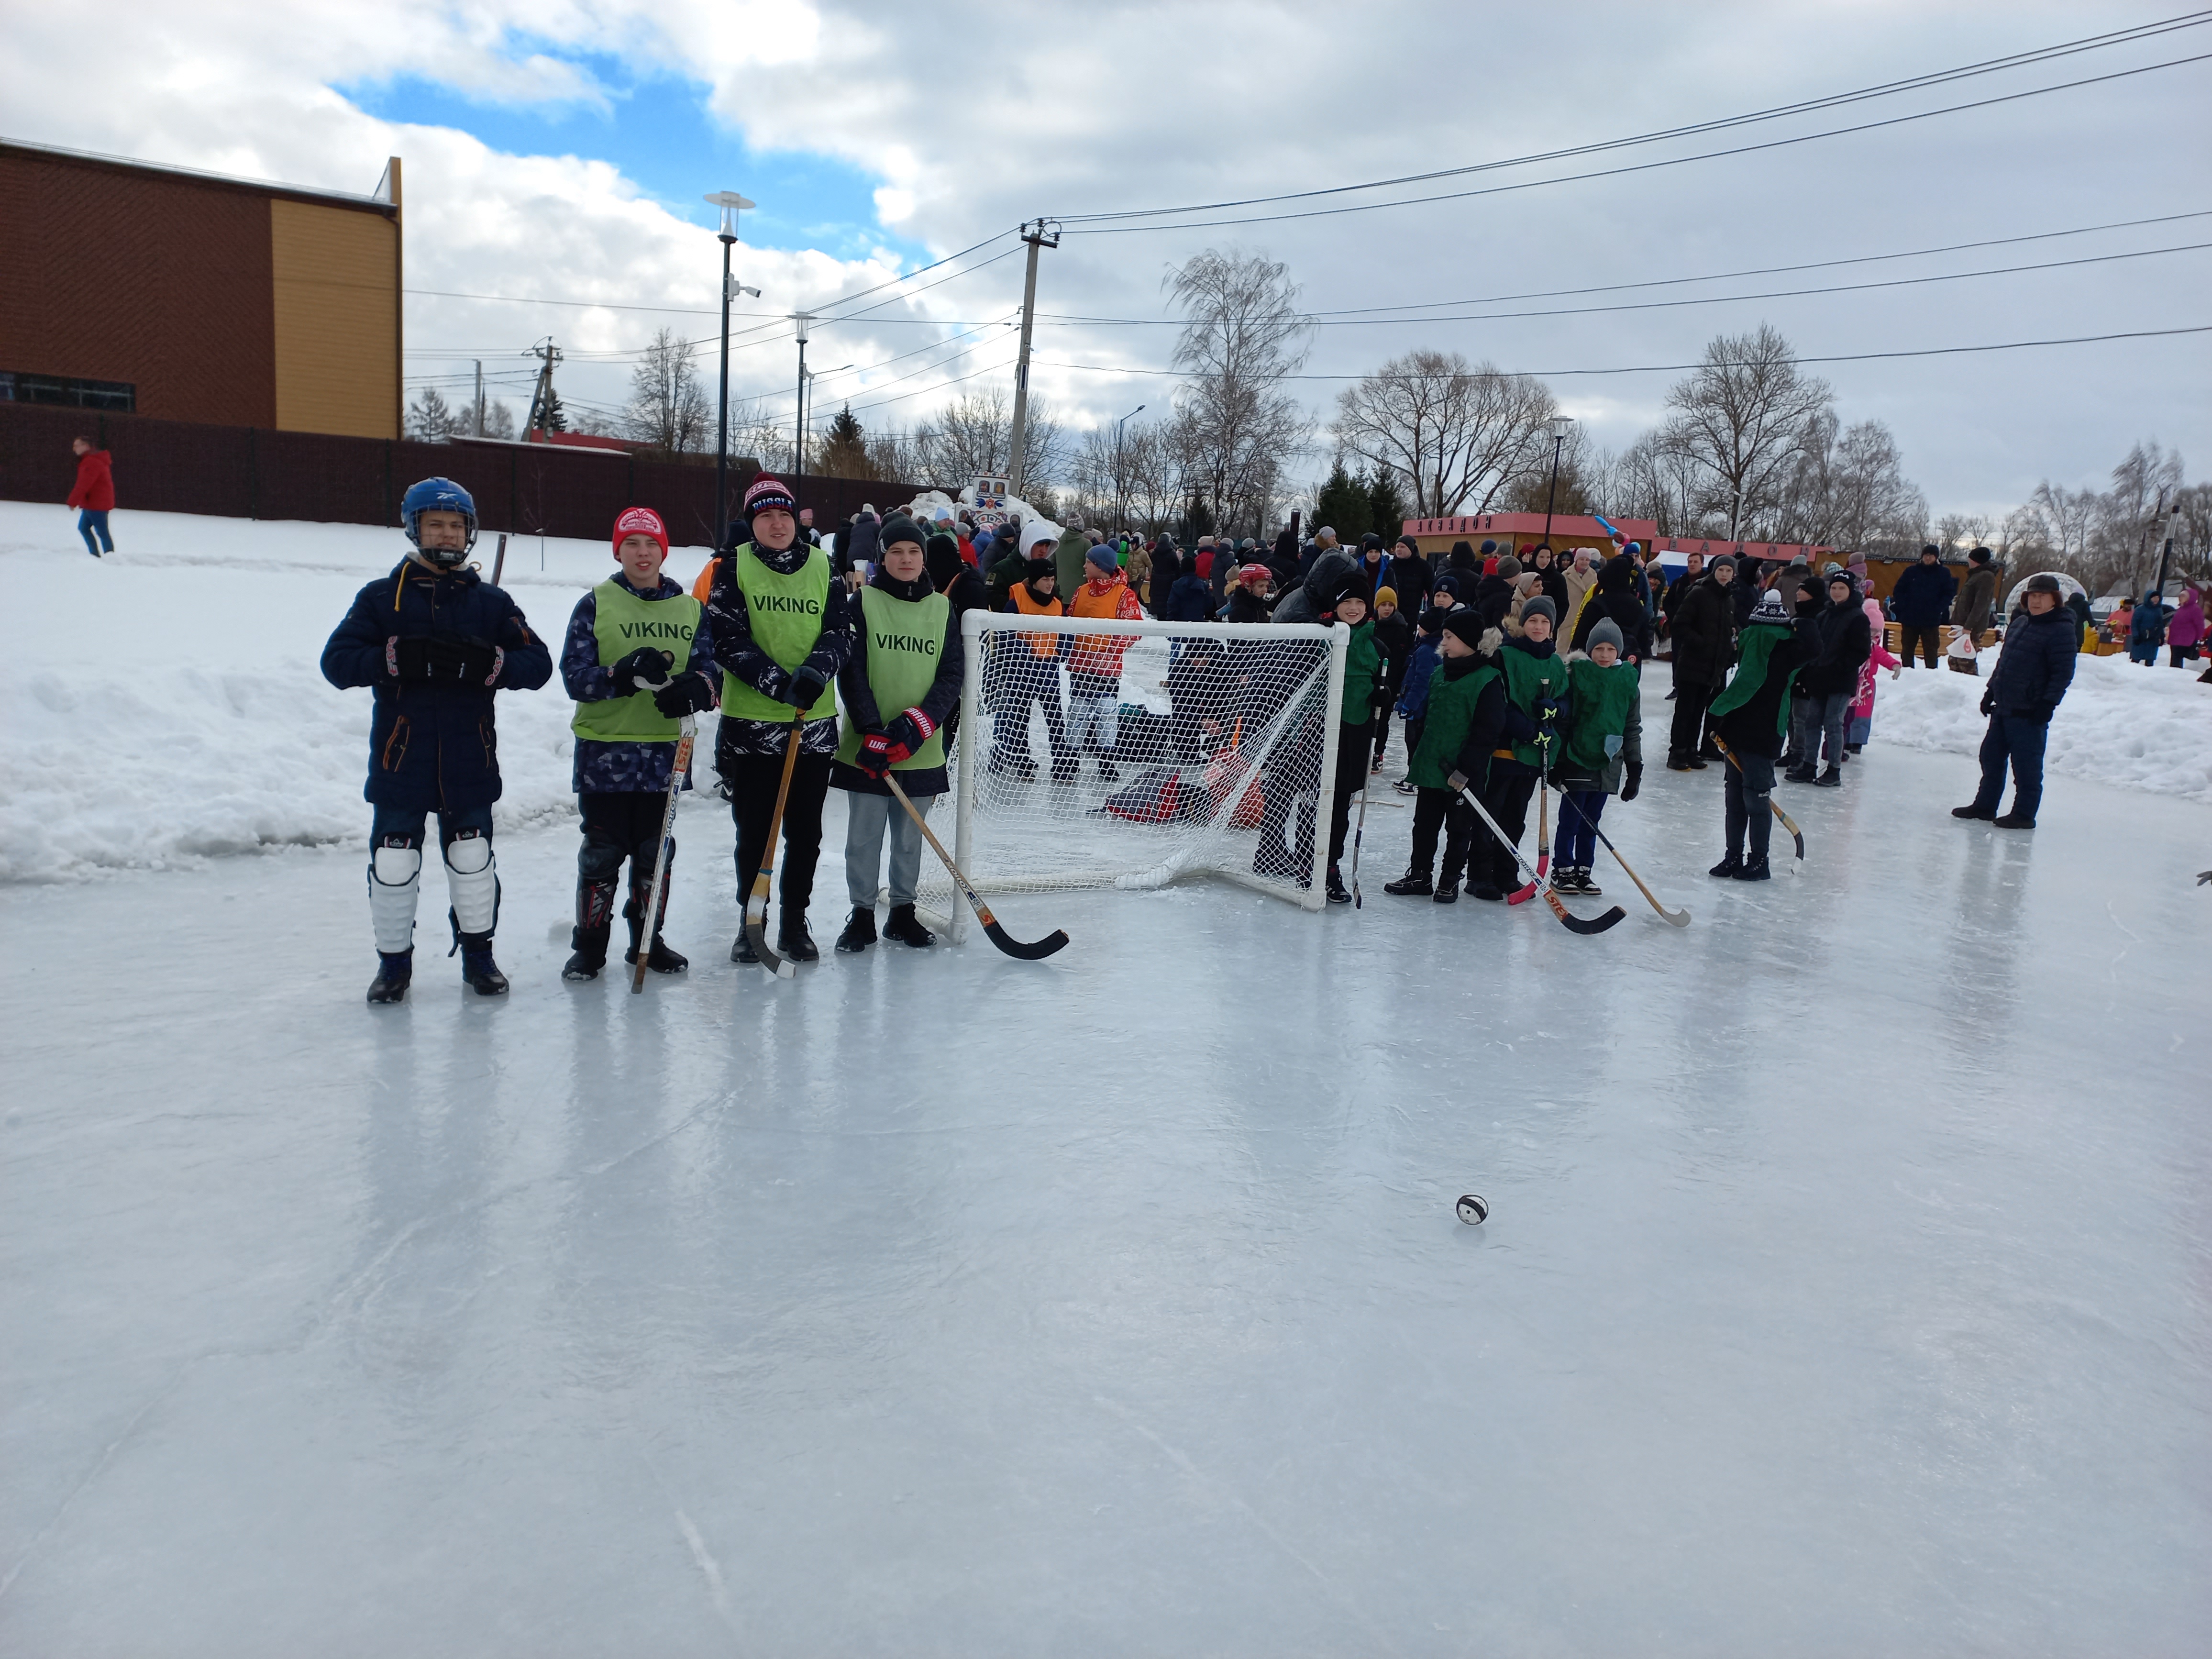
<box><xmin>1009</xmin><ymin>581</ymin><xmax>1064</xmax><ymax>658</ymax></box>
<box><xmin>1067</xmin><ymin>578</ymin><xmax>1139</xmax><ymax>677</ymax></box>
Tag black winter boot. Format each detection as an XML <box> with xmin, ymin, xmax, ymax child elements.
<box><xmin>564</xmin><ymin>876</ymin><xmax>619</xmax><ymax>981</ymax></box>
<box><xmin>1708</xmin><ymin>852</ymin><xmax>1743</xmax><ymax>878</ymax></box>
<box><xmin>731</xmin><ymin>929</ymin><xmax>758</xmax><ymax>964</ymax></box>
<box><xmin>1431</xmin><ymin>882</ymin><xmax>1459</xmax><ymax>904</ymax></box>
<box><xmin>884</xmin><ymin>904</ymin><xmax>935</xmax><ymax>948</ymax></box>
<box><xmin>457</xmin><ymin>934</ymin><xmax>508</xmax><ymax>995</ymax></box>
<box><xmin>777</xmin><ymin>917</ymin><xmax>819</xmax><ymax>962</ymax></box>
<box><xmin>1732</xmin><ymin>855</ymin><xmax>1771</xmax><ymax>882</ymax></box>
<box><xmin>1814</xmin><ymin>766</ymin><xmax>1842</xmax><ymax>787</ymax></box>
<box><xmin>624</xmin><ymin>877</ymin><xmax>686</xmax><ymax>973</ymax></box>
<box><xmin>366</xmin><ymin>951</ymin><xmax>413</xmax><ymax>1005</ymax></box>
<box><xmin>1326</xmin><ymin>864</ymin><xmax>1351</xmax><ymax>904</ymax></box>
<box><xmin>1951</xmin><ymin>804</ymin><xmax>1996</xmax><ymax>820</ymax></box>
<box><xmin>836</xmin><ymin>907</ymin><xmax>877</xmax><ymax>953</ymax></box>
<box><xmin>1383</xmin><ymin>869</ymin><xmax>1434</xmax><ymax>896</ymax></box>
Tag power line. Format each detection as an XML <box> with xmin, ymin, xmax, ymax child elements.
<box><xmin>1060</xmin><ymin>50</ymin><xmax>2212</xmax><ymax>236</ymax></box>
<box><xmin>1057</xmin><ymin>11</ymin><xmax>2211</xmax><ymax>224</ymax></box>
<box><xmin>1030</xmin><ymin>322</ymin><xmax>2212</xmax><ymax>380</ymax></box>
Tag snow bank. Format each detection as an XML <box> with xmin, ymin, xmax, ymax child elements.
<box><xmin>0</xmin><ymin>503</ymin><xmax>714</xmax><ymax>882</ymax></box>
<box><xmin>1867</xmin><ymin>645</ymin><xmax>2212</xmax><ymax>804</ymax></box>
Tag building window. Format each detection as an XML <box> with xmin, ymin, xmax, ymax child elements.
<box><xmin>0</xmin><ymin>371</ymin><xmax>137</xmax><ymax>411</ymax></box>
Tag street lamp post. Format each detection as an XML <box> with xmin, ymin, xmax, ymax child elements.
<box><xmin>705</xmin><ymin>191</ymin><xmax>757</xmax><ymax>548</ymax></box>
<box><xmin>1542</xmin><ymin>415</ymin><xmax>1573</xmax><ymax>548</ymax></box>
<box><xmin>792</xmin><ymin>313</ymin><xmax>814</xmax><ymax>494</ymax></box>
<box><xmin>798</xmin><ymin>364</ymin><xmax>852</xmax><ymax>478</ymax></box>
<box><xmin>1113</xmin><ymin>403</ymin><xmax>1145</xmax><ymax>535</ymax></box>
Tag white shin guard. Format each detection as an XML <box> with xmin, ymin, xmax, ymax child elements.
<box><xmin>368</xmin><ymin>843</ymin><xmax>422</xmax><ymax>954</ymax></box>
<box><xmin>444</xmin><ymin>830</ymin><xmax>499</xmax><ymax>937</ymax></box>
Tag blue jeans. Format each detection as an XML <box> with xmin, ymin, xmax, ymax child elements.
<box><xmin>1552</xmin><ymin>789</ymin><xmax>1606</xmax><ymax>867</ymax></box>
<box><xmin>370</xmin><ymin>802</ymin><xmax>494</xmax><ymax>853</ymax></box>
<box><xmin>1789</xmin><ymin>691</ymin><xmax>1851</xmax><ymax>768</ymax></box>
<box><xmin>77</xmin><ymin>509</ymin><xmax>113</xmax><ymax>556</ymax></box>
<box><xmin>1970</xmin><ymin>713</ymin><xmax>2049</xmax><ymax>821</ymax></box>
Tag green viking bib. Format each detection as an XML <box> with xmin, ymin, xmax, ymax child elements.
<box><xmin>721</xmin><ymin>543</ymin><xmax>837</xmax><ymax>722</ymax></box>
<box><xmin>570</xmin><ymin>579</ymin><xmax>702</xmax><ymax>743</ymax></box>
<box><xmin>837</xmin><ymin>586</ymin><xmax>950</xmax><ymax>773</ymax></box>
<box><xmin>1561</xmin><ymin>657</ymin><xmax>1638</xmax><ymax>774</ymax></box>
<box><xmin>1408</xmin><ymin>661</ymin><xmax>1498</xmax><ymax>791</ymax></box>
<box><xmin>1496</xmin><ymin>646</ymin><xmax>1569</xmax><ymax>768</ymax></box>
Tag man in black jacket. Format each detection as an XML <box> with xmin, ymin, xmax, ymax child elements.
<box><xmin>1666</xmin><ymin>556</ymin><xmax>1736</xmax><ymax>768</ymax></box>
<box><xmin>1786</xmin><ymin>571</ymin><xmax>1871</xmax><ymax>785</ymax></box>
<box><xmin>1890</xmin><ymin>544</ymin><xmax>1957</xmax><ymax>668</ymax></box>
<box><xmin>1954</xmin><ymin>573</ymin><xmax>2077</xmax><ymax>828</ymax></box>
<box><xmin>1707</xmin><ymin>588</ymin><xmax>1816</xmax><ymax>881</ymax></box>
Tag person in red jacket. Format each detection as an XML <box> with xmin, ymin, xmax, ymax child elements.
<box><xmin>66</xmin><ymin>436</ymin><xmax>115</xmax><ymax>558</ymax></box>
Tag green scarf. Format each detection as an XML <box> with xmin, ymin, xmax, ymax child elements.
<box><xmin>1709</xmin><ymin>621</ymin><xmax>1797</xmax><ymax>737</ymax></box>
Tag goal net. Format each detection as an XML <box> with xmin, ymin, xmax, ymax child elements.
<box><xmin>919</xmin><ymin>611</ymin><xmax>1350</xmax><ymax>938</ymax></box>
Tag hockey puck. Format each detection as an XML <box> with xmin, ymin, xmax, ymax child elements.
<box><xmin>1456</xmin><ymin>1194</ymin><xmax>1489</xmax><ymax>1225</ymax></box>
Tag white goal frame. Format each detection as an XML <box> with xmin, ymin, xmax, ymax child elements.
<box><xmin>933</xmin><ymin>610</ymin><xmax>1350</xmax><ymax>941</ymax></box>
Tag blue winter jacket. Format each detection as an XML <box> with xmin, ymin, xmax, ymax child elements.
<box><xmin>1164</xmin><ymin>572</ymin><xmax>1217</xmax><ymax>621</ymax></box>
<box><xmin>1397</xmin><ymin>638</ymin><xmax>1442</xmax><ymax>719</ymax></box>
<box><xmin>1987</xmin><ymin>604</ymin><xmax>2077</xmax><ymax>719</ymax></box>
<box><xmin>1890</xmin><ymin>560</ymin><xmax>1958</xmax><ymax>627</ymax></box>
<box><xmin>321</xmin><ymin>558</ymin><xmax>554</xmax><ymax>811</ymax></box>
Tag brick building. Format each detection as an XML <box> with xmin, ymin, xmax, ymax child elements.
<box><xmin>0</xmin><ymin>139</ymin><xmax>402</xmax><ymax>438</ymax></box>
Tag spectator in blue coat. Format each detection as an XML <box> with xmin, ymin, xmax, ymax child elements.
<box><xmin>1889</xmin><ymin>544</ymin><xmax>1958</xmax><ymax>669</ymax></box>
<box><xmin>2126</xmin><ymin>589</ymin><xmax>2170</xmax><ymax>665</ymax></box>
<box><xmin>1953</xmin><ymin>574</ymin><xmax>2076</xmax><ymax>829</ymax></box>
<box><xmin>321</xmin><ymin>477</ymin><xmax>554</xmax><ymax>1003</ymax></box>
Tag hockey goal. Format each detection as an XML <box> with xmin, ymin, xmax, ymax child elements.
<box><xmin>919</xmin><ymin>611</ymin><xmax>1350</xmax><ymax>939</ymax></box>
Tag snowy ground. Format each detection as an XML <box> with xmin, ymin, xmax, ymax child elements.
<box><xmin>3</xmin><ymin>502</ymin><xmax>2212</xmax><ymax>1654</ymax></box>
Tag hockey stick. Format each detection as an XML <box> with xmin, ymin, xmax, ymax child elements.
<box><xmin>1554</xmin><ymin>787</ymin><xmax>1689</xmax><ymax>926</ymax></box>
<box><xmin>630</xmin><ymin>673</ymin><xmax>696</xmax><ymax>993</ymax></box>
<box><xmin>491</xmin><ymin>532</ymin><xmax>509</xmax><ymax>586</ymax></box>
<box><xmin>1349</xmin><ymin>784</ymin><xmax>1369</xmax><ymax>906</ymax></box>
<box><xmin>744</xmin><ymin>713</ymin><xmax>807</xmax><ymax>980</ymax></box>
<box><xmin>1449</xmin><ymin>771</ymin><xmax>1624</xmax><ymax>935</ymax></box>
<box><xmin>883</xmin><ymin>771</ymin><xmax>1068</xmax><ymax>960</ymax></box>
<box><xmin>1507</xmin><ymin>722</ymin><xmax>1556</xmax><ymax>907</ymax></box>
<box><xmin>1710</xmin><ymin>735</ymin><xmax>1806</xmax><ymax>860</ymax></box>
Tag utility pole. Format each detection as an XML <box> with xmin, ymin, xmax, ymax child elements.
<box><xmin>1541</xmin><ymin>416</ymin><xmax>1572</xmax><ymax>547</ymax></box>
<box><xmin>793</xmin><ymin>313</ymin><xmax>814</xmax><ymax>492</ymax></box>
<box><xmin>1113</xmin><ymin>403</ymin><xmax>1144</xmax><ymax>535</ymax></box>
<box><xmin>2151</xmin><ymin>502</ymin><xmax>2180</xmax><ymax>610</ymax></box>
<box><xmin>472</xmin><ymin>360</ymin><xmax>485</xmax><ymax>437</ymax></box>
<box><xmin>522</xmin><ymin>338</ymin><xmax>562</xmax><ymax>440</ymax></box>
<box><xmin>1006</xmin><ymin>218</ymin><xmax>1060</xmax><ymax>498</ymax></box>
<box><xmin>706</xmin><ymin>191</ymin><xmax>758</xmax><ymax>548</ymax></box>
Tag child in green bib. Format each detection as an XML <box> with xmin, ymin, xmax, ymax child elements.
<box><xmin>557</xmin><ymin>506</ymin><xmax>718</xmax><ymax>979</ymax></box>
<box><xmin>829</xmin><ymin>517</ymin><xmax>964</xmax><ymax>954</ymax></box>
<box><xmin>1548</xmin><ymin>618</ymin><xmax>1643</xmax><ymax>897</ymax></box>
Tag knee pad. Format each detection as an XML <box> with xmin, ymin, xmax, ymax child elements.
<box><xmin>443</xmin><ymin>829</ymin><xmax>499</xmax><ymax>936</ymax></box>
<box><xmin>578</xmin><ymin>827</ymin><xmax>628</xmax><ymax>883</ymax></box>
<box><xmin>367</xmin><ymin>841</ymin><xmax>421</xmax><ymax>954</ymax></box>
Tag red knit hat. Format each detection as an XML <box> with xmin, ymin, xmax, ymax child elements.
<box><xmin>612</xmin><ymin>506</ymin><xmax>668</xmax><ymax>559</ymax></box>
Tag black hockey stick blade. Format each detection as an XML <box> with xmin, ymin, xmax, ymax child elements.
<box><xmin>1540</xmin><ymin>887</ymin><xmax>1626</xmax><ymax>934</ymax></box>
<box><xmin>976</xmin><ymin>905</ymin><xmax>1071</xmax><ymax>960</ymax></box>
<box><xmin>1451</xmin><ymin>774</ymin><xmax>1615</xmax><ymax>938</ymax></box>
<box><xmin>745</xmin><ymin>878</ymin><xmax>796</xmax><ymax>980</ymax></box>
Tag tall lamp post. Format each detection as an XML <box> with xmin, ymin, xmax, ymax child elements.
<box><xmin>792</xmin><ymin>313</ymin><xmax>815</xmax><ymax>494</ymax></box>
<box><xmin>1541</xmin><ymin>414</ymin><xmax>1573</xmax><ymax>548</ymax></box>
<box><xmin>798</xmin><ymin>363</ymin><xmax>852</xmax><ymax>479</ymax></box>
<box><xmin>1113</xmin><ymin>403</ymin><xmax>1145</xmax><ymax>534</ymax></box>
<box><xmin>705</xmin><ymin>191</ymin><xmax>757</xmax><ymax>548</ymax></box>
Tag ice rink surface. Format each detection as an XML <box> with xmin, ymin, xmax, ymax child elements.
<box><xmin>4</xmin><ymin>685</ymin><xmax>2210</xmax><ymax>1655</ymax></box>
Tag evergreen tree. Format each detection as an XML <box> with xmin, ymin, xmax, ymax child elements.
<box><xmin>540</xmin><ymin>387</ymin><xmax>569</xmax><ymax>434</ymax></box>
<box><xmin>1366</xmin><ymin>467</ymin><xmax>1408</xmax><ymax>544</ymax></box>
<box><xmin>818</xmin><ymin>405</ymin><xmax>873</xmax><ymax>478</ymax></box>
<box><xmin>1314</xmin><ymin>456</ymin><xmax>1372</xmax><ymax>542</ymax></box>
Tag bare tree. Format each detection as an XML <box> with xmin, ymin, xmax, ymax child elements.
<box><xmin>912</xmin><ymin>386</ymin><xmax>1067</xmax><ymax>488</ymax></box>
<box><xmin>1664</xmin><ymin>324</ymin><xmax>1833</xmax><ymax>538</ymax></box>
<box><xmin>1771</xmin><ymin>412</ymin><xmax>1927</xmax><ymax>553</ymax></box>
<box><xmin>1334</xmin><ymin>349</ymin><xmax>1555</xmax><ymax>517</ymax></box>
<box><xmin>1164</xmin><ymin>248</ymin><xmax>1314</xmax><ymax>536</ymax></box>
<box><xmin>1612</xmin><ymin>427</ymin><xmax>1709</xmax><ymax>537</ymax></box>
<box><xmin>730</xmin><ymin>397</ymin><xmax>795</xmax><ymax>474</ymax></box>
<box><xmin>625</xmin><ymin>327</ymin><xmax>711</xmax><ymax>453</ymax></box>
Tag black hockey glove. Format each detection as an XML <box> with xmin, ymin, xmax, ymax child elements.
<box><xmin>786</xmin><ymin>664</ymin><xmax>830</xmax><ymax>709</ymax></box>
<box><xmin>392</xmin><ymin>636</ymin><xmax>496</xmax><ymax>683</ymax></box>
<box><xmin>1620</xmin><ymin>762</ymin><xmax>1642</xmax><ymax>803</ymax></box>
<box><xmin>652</xmin><ymin>670</ymin><xmax>716</xmax><ymax>718</ymax></box>
<box><xmin>610</xmin><ymin>646</ymin><xmax>672</xmax><ymax>695</ymax></box>
<box><xmin>1979</xmin><ymin>687</ymin><xmax>1996</xmax><ymax>716</ymax></box>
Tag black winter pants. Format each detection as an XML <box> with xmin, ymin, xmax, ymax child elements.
<box><xmin>1409</xmin><ymin>786</ymin><xmax>1475</xmax><ymax>885</ymax></box>
<box><xmin>579</xmin><ymin>791</ymin><xmax>678</xmax><ymax>940</ymax></box>
<box><xmin>1899</xmin><ymin>623</ymin><xmax>1941</xmax><ymax>668</ymax></box>
<box><xmin>1483</xmin><ymin>762</ymin><xmax>1539</xmax><ymax>890</ymax></box>
<box><xmin>1327</xmin><ymin>721</ymin><xmax>1373</xmax><ymax>868</ymax></box>
<box><xmin>726</xmin><ymin>751</ymin><xmax>834</xmax><ymax>918</ymax></box>
<box><xmin>1668</xmin><ymin>683</ymin><xmax>1714</xmax><ymax>760</ymax></box>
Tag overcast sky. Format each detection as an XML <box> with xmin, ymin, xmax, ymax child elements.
<box><xmin>6</xmin><ymin>0</ymin><xmax>2207</xmax><ymax>516</ymax></box>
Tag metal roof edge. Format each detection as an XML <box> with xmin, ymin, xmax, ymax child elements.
<box><xmin>0</xmin><ymin>136</ymin><xmax>394</xmax><ymax>213</ymax></box>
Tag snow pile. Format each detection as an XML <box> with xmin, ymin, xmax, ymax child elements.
<box><xmin>1869</xmin><ymin>645</ymin><xmax>2212</xmax><ymax>803</ymax></box>
<box><xmin>0</xmin><ymin>503</ymin><xmax>713</xmax><ymax>882</ymax></box>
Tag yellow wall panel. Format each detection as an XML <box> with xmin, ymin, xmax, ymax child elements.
<box><xmin>270</xmin><ymin>199</ymin><xmax>398</xmax><ymax>438</ymax></box>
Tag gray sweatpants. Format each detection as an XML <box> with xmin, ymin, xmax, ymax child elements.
<box><xmin>844</xmin><ymin>789</ymin><xmax>934</xmax><ymax>907</ymax></box>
